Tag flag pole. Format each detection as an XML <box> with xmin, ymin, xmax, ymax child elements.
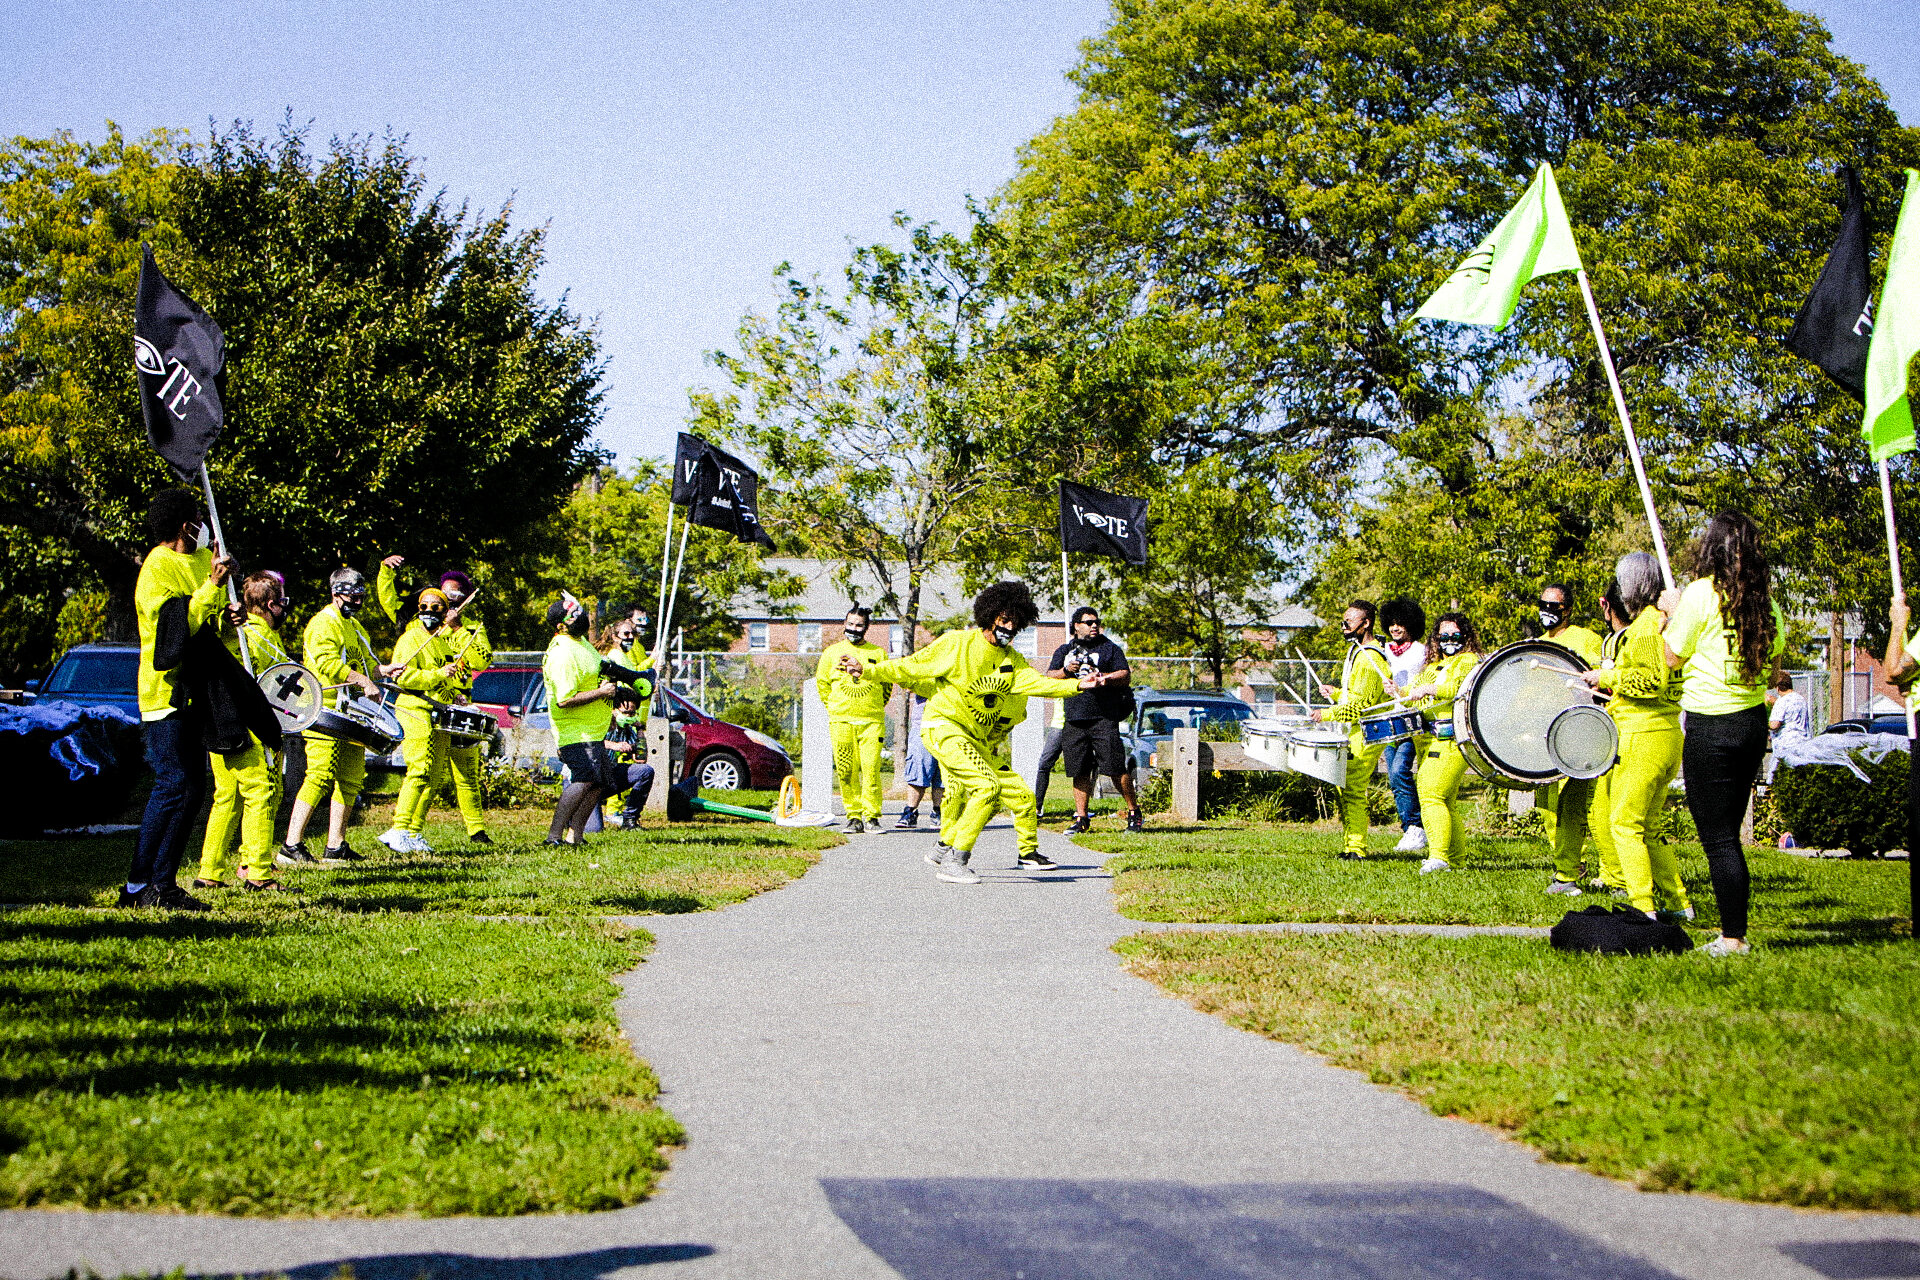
<box><xmin>654</xmin><ymin>504</ymin><xmax>677</xmax><ymax>653</ymax></box>
<box><xmin>1061</xmin><ymin>551</ymin><xmax>1070</xmax><ymax>640</ymax></box>
<box><xmin>196</xmin><ymin>462</ymin><xmax>252</xmax><ymax>676</ymax></box>
<box><xmin>1575</xmin><ymin>270</ymin><xmax>1674</xmax><ymax>588</ymax></box>
<box><xmin>655</xmin><ymin>517</ymin><xmax>693</xmax><ymax>675</ymax></box>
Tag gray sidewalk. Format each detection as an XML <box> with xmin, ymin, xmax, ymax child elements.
<box><xmin>3</xmin><ymin>817</ymin><xmax>1917</xmax><ymax>1280</ymax></box>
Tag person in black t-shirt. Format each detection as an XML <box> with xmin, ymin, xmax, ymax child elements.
<box><xmin>1040</xmin><ymin>607</ymin><xmax>1142</xmax><ymax>836</ymax></box>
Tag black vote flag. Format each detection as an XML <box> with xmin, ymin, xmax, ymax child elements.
<box><xmin>671</xmin><ymin>432</ymin><xmax>774</xmax><ymax>547</ymax></box>
<box><xmin>133</xmin><ymin>244</ymin><xmax>226</xmax><ymax>474</ymax></box>
<box><xmin>1785</xmin><ymin>167</ymin><xmax>1874</xmax><ymax>403</ymax></box>
<box><xmin>1060</xmin><ymin>481</ymin><xmax>1149</xmax><ymax>565</ymax></box>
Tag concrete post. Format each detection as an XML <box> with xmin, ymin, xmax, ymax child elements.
<box><xmin>644</xmin><ymin>717</ymin><xmax>670</xmax><ymax>812</ymax></box>
<box><xmin>802</xmin><ymin>679</ymin><xmax>838</xmax><ymax>815</ymax></box>
<box><xmin>1171</xmin><ymin>727</ymin><xmax>1201</xmax><ymax>824</ymax></box>
<box><xmin>1011</xmin><ymin>706</ymin><xmax>1042</xmax><ymax>793</ymax></box>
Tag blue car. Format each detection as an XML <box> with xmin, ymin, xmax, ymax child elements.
<box><xmin>27</xmin><ymin>643</ymin><xmax>142</xmax><ymax>717</ymax></box>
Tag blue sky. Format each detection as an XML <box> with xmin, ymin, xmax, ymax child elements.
<box><xmin>8</xmin><ymin>0</ymin><xmax>1914</xmax><ymax>466</ymax></box>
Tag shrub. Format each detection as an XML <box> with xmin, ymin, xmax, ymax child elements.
<box><xmin>475</xmin><ymin>757</ymin><xmax>556</xmax><ymax>810</ymax></box>
<box><xmin>1773</xmin><ymin>751</ymin><xmax>1909</xmax><ymax>854</ymax></box>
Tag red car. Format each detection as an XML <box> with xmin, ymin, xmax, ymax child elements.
<box><xmin>473</xmin><ymin>661</ymin><xmax>791</xmax><ymax>792</ymax></box>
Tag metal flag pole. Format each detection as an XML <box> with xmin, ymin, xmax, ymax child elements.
<box><xmin>654</xmin><ymin>503</ymin><xmax>677</xmax><ymax>653</ymax></box>
<box><xmin>196</xmin><ymin>462</ymin><xmax>252</xmax><ymax>675</ymax></box>
<box><xmin>1575</xmin><ymin>269</ymin><xmax>1675</xmax><ymax>588</ymax></box>
<box><xmin>656</xmin><ymin>517</ymin><xmax>694</xmax><ymax>673</ymax></box>
<box><xmin>1061</xmin><ymin>551</ymin><xmax>1070</xmax><ymax>642</ymax></box>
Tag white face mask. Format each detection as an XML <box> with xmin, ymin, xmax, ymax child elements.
<box><xmin>190</xmin><ymin>523</ymin><xmax>210</xmax><ymax>552</ymax></box>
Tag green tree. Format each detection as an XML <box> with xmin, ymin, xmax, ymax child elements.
<box><xmin>999</xmin><ymin>0</ymin><xmax>1920</xmax><ymax>613</ymax></box>
<box><xmin>0</xmin><ymin>122</ymin><xmax>606</xmax><ymax>672</ymax></box>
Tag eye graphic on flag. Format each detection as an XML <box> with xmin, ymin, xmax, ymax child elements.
<box><xmin>132</xmin><ymin>335</ymin><xmax>167</xmax><ymax>378</ymax></box>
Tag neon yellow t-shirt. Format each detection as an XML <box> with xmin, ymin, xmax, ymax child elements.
<box><xmin>543</xmin><ymin>633</ymin><xmax>611</xmax><ymax>748</ymax></box>
<box><xmin>1549</xmin><ymin>624</ymin><xmax>1604</xmax><ymax>666</ymax></box>
<box><xmin>1665</xmin><ymin>578</ymin><xmax>1785</xmax><ymax>716</ymax></box>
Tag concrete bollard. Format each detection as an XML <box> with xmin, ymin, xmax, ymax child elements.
<box><xmin>802</xmin><ymin>679</ymin><xmax>839</xmax><ymax>816</ymax></box>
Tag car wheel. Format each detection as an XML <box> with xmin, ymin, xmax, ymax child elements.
<box><xmin>696</xmin><ymin>750</ymin><xmax>747</xmax><ymax>792</ymax></box>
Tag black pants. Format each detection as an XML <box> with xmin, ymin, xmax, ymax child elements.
<box><xmin>130</xmin><ymin>712</ymin><xmax>206</xmax><ymax>890</ymax></box>
<box><xmin>1682</xmin><ymin>703</ymin><xmax>1768</xmax><ymax>939</ymax></box>
<box><xmin>1033</xmin><ymin>727</ymin><xmax>1064</xmax><ymax>809</ymax></box>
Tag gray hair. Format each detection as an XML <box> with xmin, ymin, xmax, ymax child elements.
<box><xmin>1614</xmin><ymin>552</ymin><xmax>1663</xmax><ymax>616</ymax></box>
<box><xmin>328</xmin><ymin>567</ymin><xmax>366</xmax><ymax>595</ymax></box>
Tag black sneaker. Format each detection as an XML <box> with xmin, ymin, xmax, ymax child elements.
<box><xmin>845</xmin><ymin>818</ymin><xmax>866</xmax><ymax>835</ymax></box>
<box><xmin>540</xmin><ymin>837</ymin><xmax>565</xmax><ymax>847</ymax></box>
<box><xmin>156</xmin><ymin>884</ymin><xmax>211</xmax><ymax>912</ymax></box>
<box><xmin>276</xmin><ymin>844</ymin><xmax>318</xmax><ymax>867</ymax></box>
<box><xmin>469</xmin><ymin>831</ymin><xmax>494</xmax><ymax>845</ymax></box>
<box><xmin>117</xmin><ymin>885</ymin><xmax>161</xmax><ymax>909</ymax></box>
<box><xmin>617</xmin><ymin>814</ymin><xmax>641</xmax><ymax>831</ymax></box>
<box><xmin>894</xmin><ymin>808</ymin><xmax>919</xmax><ymax>830</ymax></box>
<box><xmin>1064</xmin><ymin>815</ymin><xmax>1091</xmax><ymax>835</ymax></box>
<box><xmin>240</xmin><ymin>877</ymin><xmax>298</xmax><ymax>893</ymax></box>
<box><xmin>1338</xmin><ymin>851</ymin><xmax>1366</xmax><ymax>861</ymax></box>
<box><xmin>324</xmin><ymin>844</ymin><xmax>365</xmax><ymax>862</ymax></box>
<box><xmin>929</xmin><ymin>806</ymin><xmax>941</xmax><ymax>823</ymax></box>
<box><xmin>1125</xmin><ymin>809</ymin><xmax>1145</xmax><ymax>833</ymax></box>
<box><xmin>1017</xmin><ymin>851</ymin><xmax>1057</xmax><ymax>869</ymax></box>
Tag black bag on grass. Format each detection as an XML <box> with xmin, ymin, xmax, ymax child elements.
<box><xmin>1549</xmin><ymin>905</ymin><xmax>1691</xmax><ymax>956</ymax></box>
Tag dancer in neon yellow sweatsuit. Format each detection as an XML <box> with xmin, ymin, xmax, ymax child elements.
<box><xmin>384</xmin><ymin>588</ymin><xmax>462</xmax><ymax>852</ymax></box>
<box><xmin>1583</xmin><ymin>607</ymin><xmax>1630</xmax><ymax>894</ymax></box>
<box><xmin>197</xmin><ymin>573</ymin><xmax>296</xmax><ymax>888</ymax></box>
<box><xmin>1586</xmin><ymin>574</ymin><xmax>1692</xmax><ymax>918</ymax></box>
<box><xmin>284</xmin><ymin>568</ymin><xmax>384</xmax><ymax>859</ymax></box>
<box><xmin>854</xmin><ymin>585</ymin><xmax>1092</xmax><ymax>879</ymax></box>
<box><xmin>1534</xmin><ymin>585</ymin><xmax>1604</xmax><ymax>890</ymax></box>
<box><xmin>1405</xmin><ymin>616</ymin><xmax>1483</xmax><ymax>873</ymax></box>
<box><xmin>1315</xmin><ymin>604</ymin><xmax>1394</xmax><ymax>859</ymax></box>
<box><xmin>815</xmin><ymin>609</ymin><xmax>890</xmax><ymax>830</ymax></box>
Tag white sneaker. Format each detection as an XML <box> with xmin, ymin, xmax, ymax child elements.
<box><xmin>924</xmin><ymin>844</ymin><xmax>953</xmax><ymax>868</ymax></box>
<box><xmin>377</xmin><ymin>827</ymin><xmax>412</xmax><ymax>853</ymax></box>
<box><xmin>1544</xmin><ymin>880</ymin><xmax>1582</xmax><ymax>896</ymax></box>
<box><xmin>936</xmin><ymin>860</ymin><xmax>981</xmax><ymax>885</ymax></box>
<box><xmin>1418</xmin><ymin>857</ymin><xmax>1450</xmax><ymax>875</ymax></box>
<box><xmin>1699</xmin><ymin>935</ymin><xmax>1750</xmax><ymax>957</ymax></box>
<box><xmin>1395</xmin><ymin>827</ymin><xmax>1428</xmax><ymax>853</ymax></box>
<box><xmin>407</xmin><ymin>832</ymin><xmax>434</xmax><ymax>853</ymax></box>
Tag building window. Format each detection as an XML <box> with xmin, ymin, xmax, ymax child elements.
<box><xmin>748</xmin><ymin>622</ymin><xmax>769</xmax><ymax>652</ymax></box>
<box><xmin>798</xmin><ymin>622</ymin><xmax>822</xmax><ymax>652</ymax></box>
<box><xmin>889</xmin><ymin>624</ymin><xmax>905</xmax><ymax>656</ymax></box>
<box><xmin>1015</xmin><ymin>626</ymin><xmax>1038</xmax><ymax>657</ymax></box>
<box><xmin>1254</xmin><ymin>686</ymin><xmax>1277</xmax><ymax>715</ymax></box>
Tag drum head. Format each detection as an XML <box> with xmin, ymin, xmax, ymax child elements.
<box><xmin>258</xmin><ymin>662</ymin><xmax>321</xmax><ymax>733</ymax></box>
<box><xmin>1459</xmin><ymin>641</ymin><xmax>1595</xmax><ymax>784</ymax></box>
<box><xmin>1545</xmin><ymin>705</ymin><xmax>1619</xmax><ymax>779</ymax></box>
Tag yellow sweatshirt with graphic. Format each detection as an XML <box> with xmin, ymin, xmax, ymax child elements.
<box><xmin>1590</xmin><ymin>607</ymin><xmax>1680</xmax><ymax>732</ymax></box>
<box><xmin>303</xmin><ymin>605</ymin><xmax>379</xmax><ymax>689</ymax></box>
<box><xmin>816</xmin><ymin>639</ymin><xmax>892</xmax><ymax>723</ymax></box>
<box><xmin>867</xmin><ymin>628</ymin><xmax>1078</xmax><ymax>746</ymax></box>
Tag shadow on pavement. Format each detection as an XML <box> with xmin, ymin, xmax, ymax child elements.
<box><xmin>821</xmin><ymin>1178</ymin><xmax>1682</xmax><ymax>1279</ymax></box>
<box><xmin>1780</xmin><ymin>1241</ymin><xmax>1920</xmax><ymax>1278</ymax></box>
<box><xmin>203</xmin><ymin>1244</ymin><xmax>716</xmax><ymax>1280</ymax></box>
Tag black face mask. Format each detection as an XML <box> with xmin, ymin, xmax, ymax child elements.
<box><xmin>845</xmin><ymin>628</ymin><xmax>867</xmax><ymax>644</ymax></box>
<box><xmin>1436</xmin><ymin>635</ymin><xmax>1466</xmax><ymax>655</ymax></box>
<box><xmin>420</xmin><ymin>613</ymin><xmax>445</xmax><ymax>632</ymax></box>
<box><xmin>337</xmin><ymin>597</ymin><xmax>361</xmax><ymax>618</ymax></box>
<box><xmin>1538</xmin><ymin>603</ymin><xmax>1566</xmax><ymax>630</ymax></box>
<box><xmin>992</xmin><ymin>625</ymin><xmax>1016</xmax><ymax>647</ymax></box>
<box><xmin>618</xmin><ymin>636</ymin><xmax>636</xmax><ymax>652</ymax></box>
<box><xmin>567</xmin><ymin>616</ymin><xmax>590</xmax><ymax>637</ymax></box>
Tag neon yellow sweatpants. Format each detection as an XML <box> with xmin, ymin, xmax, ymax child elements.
<box><xmin>1538</xmin><ymin>776</ymin><xmax>1595</xmax><ymax>881</ymax></box>
<box><xmin>197</xmin><ymin>736</ymin><xmax>280</xmax><ymax>883</ymax></box>
<box><xmin>298</xmin><ymin>729</ymin><xmax>367</xmax><ymax>808</ymax></box>
<box><xmin>1414</xmin><ymin>738</ymin><xmax>1468</xmax><ymax>866</ymax></box>
<box><xmin>1337</xmin><ymin>737</ymin><xmax>1386</xmax><ymax>857</ymax></box>
<box><xmin>431</xmin><ymin>738</ymin><xmax>488</xmax><ymax>836</ymax></box>
<box><xmin>1586</xmin><ymin>766</ymin><xmax>1626</xmax><ymax>891</ymax></box>
<box><xmin>924</xmin><ymin>719</ymin><xmax>1038</xmax><ymax>857</ymax></box>
<box><xmin>830</xmin><ymin>717</ymin><xmax>885</xmax><ymax>821</ymax></box>
<box><xmin>393</xmin><ymin>704</ymin><xmax>449</xmax><ymax>836</ymax></box>
<box><xmin>1609</xmin><ymin>724</ymin><xmax>1689</xmax><ymax>915</ymax></box>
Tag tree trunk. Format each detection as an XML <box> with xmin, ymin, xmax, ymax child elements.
<box><xmin>103</xmin><ymin>569</ymin><xmax>138</xmax><ymax>643</ymax></box>
<box><xmin>1829</xmin><ymin>610</ymin><xmax>1845</xmax><ymax>723</ymax></box>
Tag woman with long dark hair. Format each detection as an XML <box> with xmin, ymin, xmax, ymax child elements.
<box><xmin>1659</xmin><ymin>513</ymin><xmax>1786</xmax><ymax>956</ymax></box>
<box><xmin>1403</xmin><ymin>613</ymin><xmax>1483</xmax><ymax>875</ymax></box>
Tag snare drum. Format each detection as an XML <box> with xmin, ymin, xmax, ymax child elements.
<box><xmin>1284</xmin><ymin>727</ymin><xmax>1350</xmax><ymax>787</ymax></box>
<box><xmin>257</xmin><ymin>662</ymin><xmax>322</xmax><ymax>734</ymax></box>
<box><xmin>431</xmin><ymin>702</ymin><xmax>498</xmax><ymax>744</ymax></box>
<box><xmin>1359</xmin><ymin>707</ymin><xmax>1423</xmax><ymax>747</ymax></box>
<box><xmin>310</xmin><ymin>696</ymin><xmax>403</xmax><ymax>753</ymax></box>
<box><xmin>1453</xmin><ymin>641</ymin><xmax>1618</xmax><ymax>788</ymax></box>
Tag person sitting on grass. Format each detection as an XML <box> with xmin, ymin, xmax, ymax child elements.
<box><xmin>1402</xmin><ymin>613</ymin><xmax>1483</xmax><ymax>876</ymax></box>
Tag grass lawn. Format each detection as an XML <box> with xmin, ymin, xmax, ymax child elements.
<box><xmin>0</xmin><ymin>803</ymin><xmax>833</xmax><ymax>1215</ymax></box>
<box><xmin>1082</xmin><ymin>819</ymin><xmax>1912</xmax><ymax>937</ymax></box>
<box><xmin>1116</xmin><ymin>929</ymin><xmax>1920</xmax><ymax>1211</ymax></box>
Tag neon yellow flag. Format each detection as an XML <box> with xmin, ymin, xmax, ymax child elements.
<box><xmin>1416</xmin><ymin>163</ymin><xmax>1585</xmax><ymax>331</ymax></box>
<box><xmin>1864</xmin><ymin>168</ymin><xmax>1920</xmax><ymax>463</ymax></box>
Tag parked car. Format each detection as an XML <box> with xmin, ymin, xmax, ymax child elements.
<box><xmin>503</xmin><ymin>673</ymin><xmax>792</xmax><ymax>791</ymax></box>
<box><xmin>1822</xmin><ymin>714</ymin><xmax>1909</xmax><ymax>737</ymax></box>
<box><xmin>1122</xmin><ymin>686</ymin><xmax>1257</xmax><ymax>774</ymax></box>
<box><xmin>25</xmin><ymin>643</ymin><xmax>142</xmax><ymax>717</ymax></box>
<box><xmin>468</xmin><ymin>662</ymin><xmax>543</xmax><ymax>733</ymax></box>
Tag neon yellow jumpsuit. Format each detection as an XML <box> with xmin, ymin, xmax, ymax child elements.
<box><xmin>390</xmin><ymin>618</ymin><xmax>460</xmax><ymax>837</ymax></box>
<box><xmin>868</xmin><ymin>629</ymin><xmax>1080</xmax><ymax>859</ymax></box>
<box><xmin>1537</xmin><ymin>624</ymin><xmax>1604</xmax><ymax>881</ymax></box>
<box><xmin>1319</xmin><ymin>641</ymin><xmax>1394</xmax><ymax>857</ymax></box>
<box><xmin>1590</xmin><ymin>607</ymin><xmax>1691</xmax><ymax>916</ymax></box>
<box><xmin>1409</xmin><ymin>649</ymin><xmax>1481</xmax><ymax>870</ymax></box>
<box><xmin>378</xmin><ymin>564</ymin><xmax>491</xmax><ymax>836</ymax></box>
<box><xmin>816</xmin><ymin>638</ymin><xmax>891</xmax><ymax>822</ymax></box>
<box><xmin>1583</xmin><ymin>627</ymin><xmax>1629</xmax><ymax>893</ymax></box>
<box><xmin>298</xmin><ymin>604</ymin><xmax>380</xmax><ymax>810</ymax></box>
<box><xmin>197</xmin><ymin>615</ymin><xmax>293</xmax><ymax>884</ymax></box>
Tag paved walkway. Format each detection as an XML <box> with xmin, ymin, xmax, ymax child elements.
<box><xmin>5</xmin><ymin>819</ymin><xmax>1918</xmax><ymax>1280</ymax></box>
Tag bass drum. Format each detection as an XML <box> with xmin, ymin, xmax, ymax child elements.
<box><xmin>1454</xmin><ymin>640</ymin><xmax>1618</xmax><ymax>789</ymax></box>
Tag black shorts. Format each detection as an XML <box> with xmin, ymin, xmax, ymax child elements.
<box><xmin>1060</xmin><ymin>717</ymin><xmax>1126</xmax><ymax>779</ymax></box>
<box><xmin>558</xmin><ymin>741</ymin><xmax>626</xmax><ymax>792</ymax></box>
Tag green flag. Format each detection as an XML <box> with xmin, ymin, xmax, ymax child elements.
<box><xmin>1416</xmin><ymin>163</ymin><xmax>1585</xmax><ymax>331</ymax></box>
<box><xmin>1864</xmin><ymin>168</ymin><xmax>1920</xmax><ymax>463</ymax></box>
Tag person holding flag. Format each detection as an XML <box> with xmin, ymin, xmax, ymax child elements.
<box><xmin>1311</xmin><ymin>600</ymin><xmax>1395</xmax><ymax>860</ymax></box>
<box><xmin>281</xmin><ymin>569</ymin><xmax>384</xmax><ymax>864</ymax></box>
<box><xmin>815</xmin><ymin>606</ymin><xmax>891</xmax><ymax>834</ymax></box>
<box><xmin>193</xmin><ymin>570</ymin><xmax>298</xmax><ymax>893</ymax></box>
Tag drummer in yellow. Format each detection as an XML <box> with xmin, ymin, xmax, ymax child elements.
<box><xmin>194</xmin><ymin>571</ymin><xmax>298</xmax><ymax>892</ymax></box>
<box><xmin>377</xmin><ymin>557</ymin><xmax>493</xmax><ymax>843</ymax></box>
<box><xmin>1582</xmin><ymin>581</ymin><xmax>1633</xmax><ymax>896</ymax></box>
<box><xmin>281</xmin><ymin>567</ymin><xmax>384</xmax><ymax>863</ymax></box>
<box><xmin>1535</xmin><ymin>583</ymin><xmax>1604</xmax><ymax>894</ymax></box>
<box><xmin>1313</xmin><ymin>600</ymin><xmax>1395</xmax><ymax>860</ymax></box>
<box><xmin>815</xmin><ymin>606</ymin><xmax>891</xmax><ymax>834</ymax></box>
<box><xmin>1402</xmin><ymin>613</ymin><xmax>1483</xmax><ymax>874</ymax></box>
<box><xmin>379</xmin><ymin>588</ymin><xmax>464</xmax><ymax>854</ymax></box>
<box><xmin>1579</xmin><ymin>553</ymin><xmax>1692</xmax><ymax>921</ymax></box>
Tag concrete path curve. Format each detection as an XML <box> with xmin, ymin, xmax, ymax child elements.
<box><xmin>4</xmin><ymin>818</ymin><xmax>1917</xmax><ymax>1280</ymax></box>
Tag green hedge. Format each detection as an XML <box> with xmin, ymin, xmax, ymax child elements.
<box><xmin>1774</xmin><ymin>751</ymin><xmax>1910</xmax><ymax>855</ymax></box>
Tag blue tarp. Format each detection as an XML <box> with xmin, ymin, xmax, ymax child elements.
<box><xmin>0</xmin><ymin>700</ymin><xmax>141</xmax><ymax>781</ymax></box>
